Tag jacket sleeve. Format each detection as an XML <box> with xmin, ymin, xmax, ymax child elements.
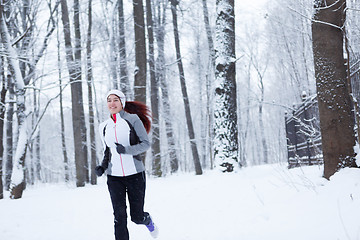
<box><xmin>124</xmin><ymin>114</ymin><xmax>150</xmax><ymax>156</ymax></box>
<box><xmin>101</xmin><ymin>146</ymin><xmax>110</xmax><ymax>169</ymax></box>
<box><xmin>99</xmin><ymin>122</ymin><xmax>110</xmax><ymax>169</ymax></box>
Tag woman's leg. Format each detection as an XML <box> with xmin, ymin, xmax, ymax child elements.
<box><xmin>107</xmin><ymin>175</ymin><xmax>129</xmax><ymax>240</ymax></box>
<box><xmin>126</xmin><ymin>171</ymin><xmax>149</xmax><ymax>224</ymax></box>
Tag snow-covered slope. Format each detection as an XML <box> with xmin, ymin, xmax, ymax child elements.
<box><xmin>1</xmin><ymin>164</ymin><xmax>359</xmax><ymax>240</ymax></box>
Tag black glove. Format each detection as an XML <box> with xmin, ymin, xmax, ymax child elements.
<box><xmin>115</xmin><ymin>143</ymin><xmax>126</xmax><ymax>154</ymax></box>
<box><xmin>95</xmin><ymin>165</ymin><xmax>105</xmax><ymax>177</ymax></box>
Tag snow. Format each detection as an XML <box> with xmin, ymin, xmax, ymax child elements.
<box><xmin>1</xmin><ymin>164</ymin><xmax>360</xmax><ymax>240</ymax></box>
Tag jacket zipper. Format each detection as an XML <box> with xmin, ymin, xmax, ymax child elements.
<box><xmin>114</xmin><ymin>114</ymin><xmax>125</xmax><ymax>176</ymax></box>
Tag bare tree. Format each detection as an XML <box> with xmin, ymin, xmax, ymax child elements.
<box><xmin>312</xmin><ymin>0</ymin><xmax>357</xmax><ymax>179</ymax></box>
<box><xmin>0</xmin><ymin>7</ymin><xmax>28</xmax><ymax>198</ymax></box>
<box><xmin>118</xmin><ymin>0</ymin><xmax>131</xmax><ymax>93</ymax></box>
<box><xmin>87</xmin><ymin>0</ymin><xmax>97</xmax><ymax>185</ymax></box>
<box><xmin>0</xmin><ymin>57</ymin><xmax>5</xmax><ymax>199</ymax></box>
<box><xmin>201</xmin><ymin>0</ymin><xmax>215</xmax><ymax>169</ymax></box>
<box><xmin>5</xmin><ymin>75</ymin><xmax>14</xmax><ymax>190</ymax></box>
<box><xmin>146</xmin><ymin>0</ymin><xmax>161</xmax><ymax>176</ymax></box>
<box><xmin>133</xmin><ymin>0</ymin><xmax>147</xmax><ymax>102</ymax></box>
<box><xmin>57</xmin><ymin>34</ymin><xmax>70</xmax><ymax>182</ymax></box>
<box><xmin>214</xmin><ymin>0</ymin><xmax>239</xmax><ymax>172</ymax></box>
<box><xmin>201</xmin><ymin>0</ymin><xmax>215</xmax><ymax>68</ymax></box>
<box><xmin>109</xmin><ymin>1</ymin><xmax>119</xmax><ymax>89</ymax></box>
<box><xmin>154</xmin><ymin>0</ymin><xmax>179</xmax><ymax>173</ymax></box>
<box><xmin>60</xmin><ymin>0</ymin><xmax>88</xmax><ymax>187</ymax></box>
<box><xmin>170</xmin><ymin>0</ymin><xmax>202</xmax><ymax>175</ymax></box>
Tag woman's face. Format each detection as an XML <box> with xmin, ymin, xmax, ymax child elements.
<box><xmin>107</xmin><ymin>94</ymin><xmax>123</xmax><ymax>114</ymax></box>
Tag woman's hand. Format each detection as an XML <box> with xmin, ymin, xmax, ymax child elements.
<box><xmin>95</xmin><ymin>165</ymin><xmax>105</xmax><ymax>176</ymax></box>
<box><xmin>115</xmin><ymin>143</ymin><xmax>126</xmax><ymax>154</ymax></box>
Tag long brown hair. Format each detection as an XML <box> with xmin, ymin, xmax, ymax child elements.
<box><xmin>124</xmin><ymin>101</ymin><xmax>152</xmax><ymax>133</ymax></box>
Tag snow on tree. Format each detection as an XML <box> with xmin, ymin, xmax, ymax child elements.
<box><xmin>0</xmin><ymin>9</ymin><xmax>28</xmax><ymax>199</ymax></box>
<box><xmin>214</xmin><ymin>0</ymin><xmax>239</xmax><ymax>172</ymax></box>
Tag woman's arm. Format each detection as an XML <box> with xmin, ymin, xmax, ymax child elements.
<box><xmin>124</xmin><ymin>114</ymin><xmax>150</xmax><ymax>155</ymax></box>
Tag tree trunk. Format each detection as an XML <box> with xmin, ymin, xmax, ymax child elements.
<box><xmin>214</xmin><ymin>0</ymin><xmax>239</xmax><ymax>172</ymax></box>
<box><xmin>87</xmin><ymin>0</ymin><xmax>97</xmax><ymax>185</ymax></box>
<box><xmin>0</xmin><ymin>57</ymin><xmax>6</xmax><ymax>199</ymax></box>
<box><xmin>146</xmin><ymin>0</ymin><xmax>161</xmax><ymax>176</ymax></box>
<box><xmin>73</xmin><ymin>0</ymin><xmax>89</xmax><ymax>183</ymax></box>
<box><xmin>32</xmin><ymin>87</ymin><xmax>41</xmax><ymax>182</ymax></box>
<box><xmin>60</xmin><ymin>0</ymin><xmax>88</xmax><ymax>187</ymax></box>
<box><xmin>195</xmin><ymin>35</ymin><xmax>207</xmax><ymax>168</ymax></box>
<box><xmin>259</xmin><ymin>103</ymin><xmax>268</xmax><ymax>164</ymax></box>
<box><xmin>133</xmin><ymin>0</ymin><xmax>147</xmax><ymax>102</ymax></box>
<box><xmin>5</xmin><ymin>75</ymin><xmax>14</xmax><ymax>190</ymax></box>
<box><xmin>201</xmin><ymin>0</ymin><xmax>215</xmax><ymax>68</ymax></box>
<box><xmin>201</xmin><ymin>0</ymin><xmax>215</xmax><ymax>170</ymax></box>
<box><xmin>253</xmin><ymin>62</ymin><xmax>268</xmax><ymax>164</ymax></box>
<box><xmin>118</xmin><ymin>0</ymin><xmax>131</xmax><ymax>94</ymax></box>
<box><xmin>59</xmin><ymin>72</ymin><xmax>69</xmax><ymax>182</ymax></box>
<box><xmin>170</xmin><ymin>0</ymin><xmax>202</xmax><ymax>175</ymax></box>
<box><xmin>57</xmin><ymin>13</ymin><xmax>69</xmax><ymax>182</ymax></box>
<box><xmin>110</xmin><ymin>2</ymin><xmax>119</xmax><ymax>89</ymax></box>
<box><xmin>312</xmin><ymin>0</ymin><xmax>357</xmax><ymax>179</ymax></box>
<box><xmin>0</xmin><ymin>8</ymin><xmax>28</xmax><ymax>198</ymax></box>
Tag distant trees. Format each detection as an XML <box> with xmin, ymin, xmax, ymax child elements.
<box><xmin>312</xmin><ymin>0</ymin><xmax>357</xmax><ymax>179</ymax></box>
<box><xmin>1</xmin><ymin>0</ymin><xmax>359</xmax><ymax>200</ymax></box>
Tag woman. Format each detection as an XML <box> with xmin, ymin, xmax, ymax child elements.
<box><xmin>95</xmin><ymin>89</ymin><xmax>158</xmax><ymax>239</ymax></box>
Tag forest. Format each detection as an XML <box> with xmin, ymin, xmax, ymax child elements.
<box><xmin>0</xmin><ymin>0</ymin><xmax>360</xmax><ymax>200</ymax></box>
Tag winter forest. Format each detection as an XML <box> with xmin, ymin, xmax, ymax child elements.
<box><xmin>1</xmin><ymin>0</ymin><xmax>360</xmax><ymax>238</ymax></box>
<box><xmin>0</xmin><ymin>0</ymin><xmax>360</xmax><ymax>194</ymax></box>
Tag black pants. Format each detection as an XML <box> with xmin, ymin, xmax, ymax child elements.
<box><xmin>107</xmin><ymin>172</ymin><xmax>150</xmax><ymax>240</ymax></box>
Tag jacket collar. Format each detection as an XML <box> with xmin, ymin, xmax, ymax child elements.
<box><xmin>111</xmin><ymin>110</ymin><xmax>125</xmax><ymax>123</ymax></box>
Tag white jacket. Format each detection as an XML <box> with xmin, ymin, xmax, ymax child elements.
<box><xmin>99</xmin><ymin>111</ymin><xmax>150</xmax><ymax>176</ymax></box>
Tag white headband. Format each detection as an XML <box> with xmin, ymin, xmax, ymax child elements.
<box><xmin>106</xmin><ymin>89</ymin><xmax>126</xmax><ymax>108</ymax></box>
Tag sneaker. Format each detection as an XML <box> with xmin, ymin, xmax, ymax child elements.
<box><xmin>146</xmin><ymin>215</ymin><xmax>159</xmax><ymax>238</ymax></box>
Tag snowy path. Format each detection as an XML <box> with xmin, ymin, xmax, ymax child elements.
<box><xmin>1</xmin><ymin>164</ymin><xmax>360</xmax><ymax>240</ymax></box>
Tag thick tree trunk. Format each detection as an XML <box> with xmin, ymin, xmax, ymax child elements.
<box><xmin>312</xmin><ymin>0</ymin><xmax>357</xmax><ymax>179</ymax></box>
<box><xmin>214</xmin><ymin>0</ymin><xmax>239</xmax><ymax>172</ymax></box>
<box><xmin>73</xmin><ymin>0</ymin><xmax>89</xmax><ymax>183</ymax></box>
<box><xmin>146</xmin><ymin>0</ymin><xmax>161</xmax><ymax>176</ymax></box>
<box><xmin>170</xmin><ymin>0</ymin><xmax>202</xmax><ymax>175</ymax></box>
<box><xmin>60</xmin><ymin>0</ymin><xmax>88</xmax><ymax>187</ymax></box>
<box><xmin>133</xmin><ymin>0</ymin><xmax>147</xmax><ymax>102</ymax></box>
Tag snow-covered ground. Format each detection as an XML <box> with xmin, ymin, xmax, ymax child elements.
<box><xmin>1</xmin><ymin>164</ymin><xmax>360</xmax><ymax>240</ymax></box>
